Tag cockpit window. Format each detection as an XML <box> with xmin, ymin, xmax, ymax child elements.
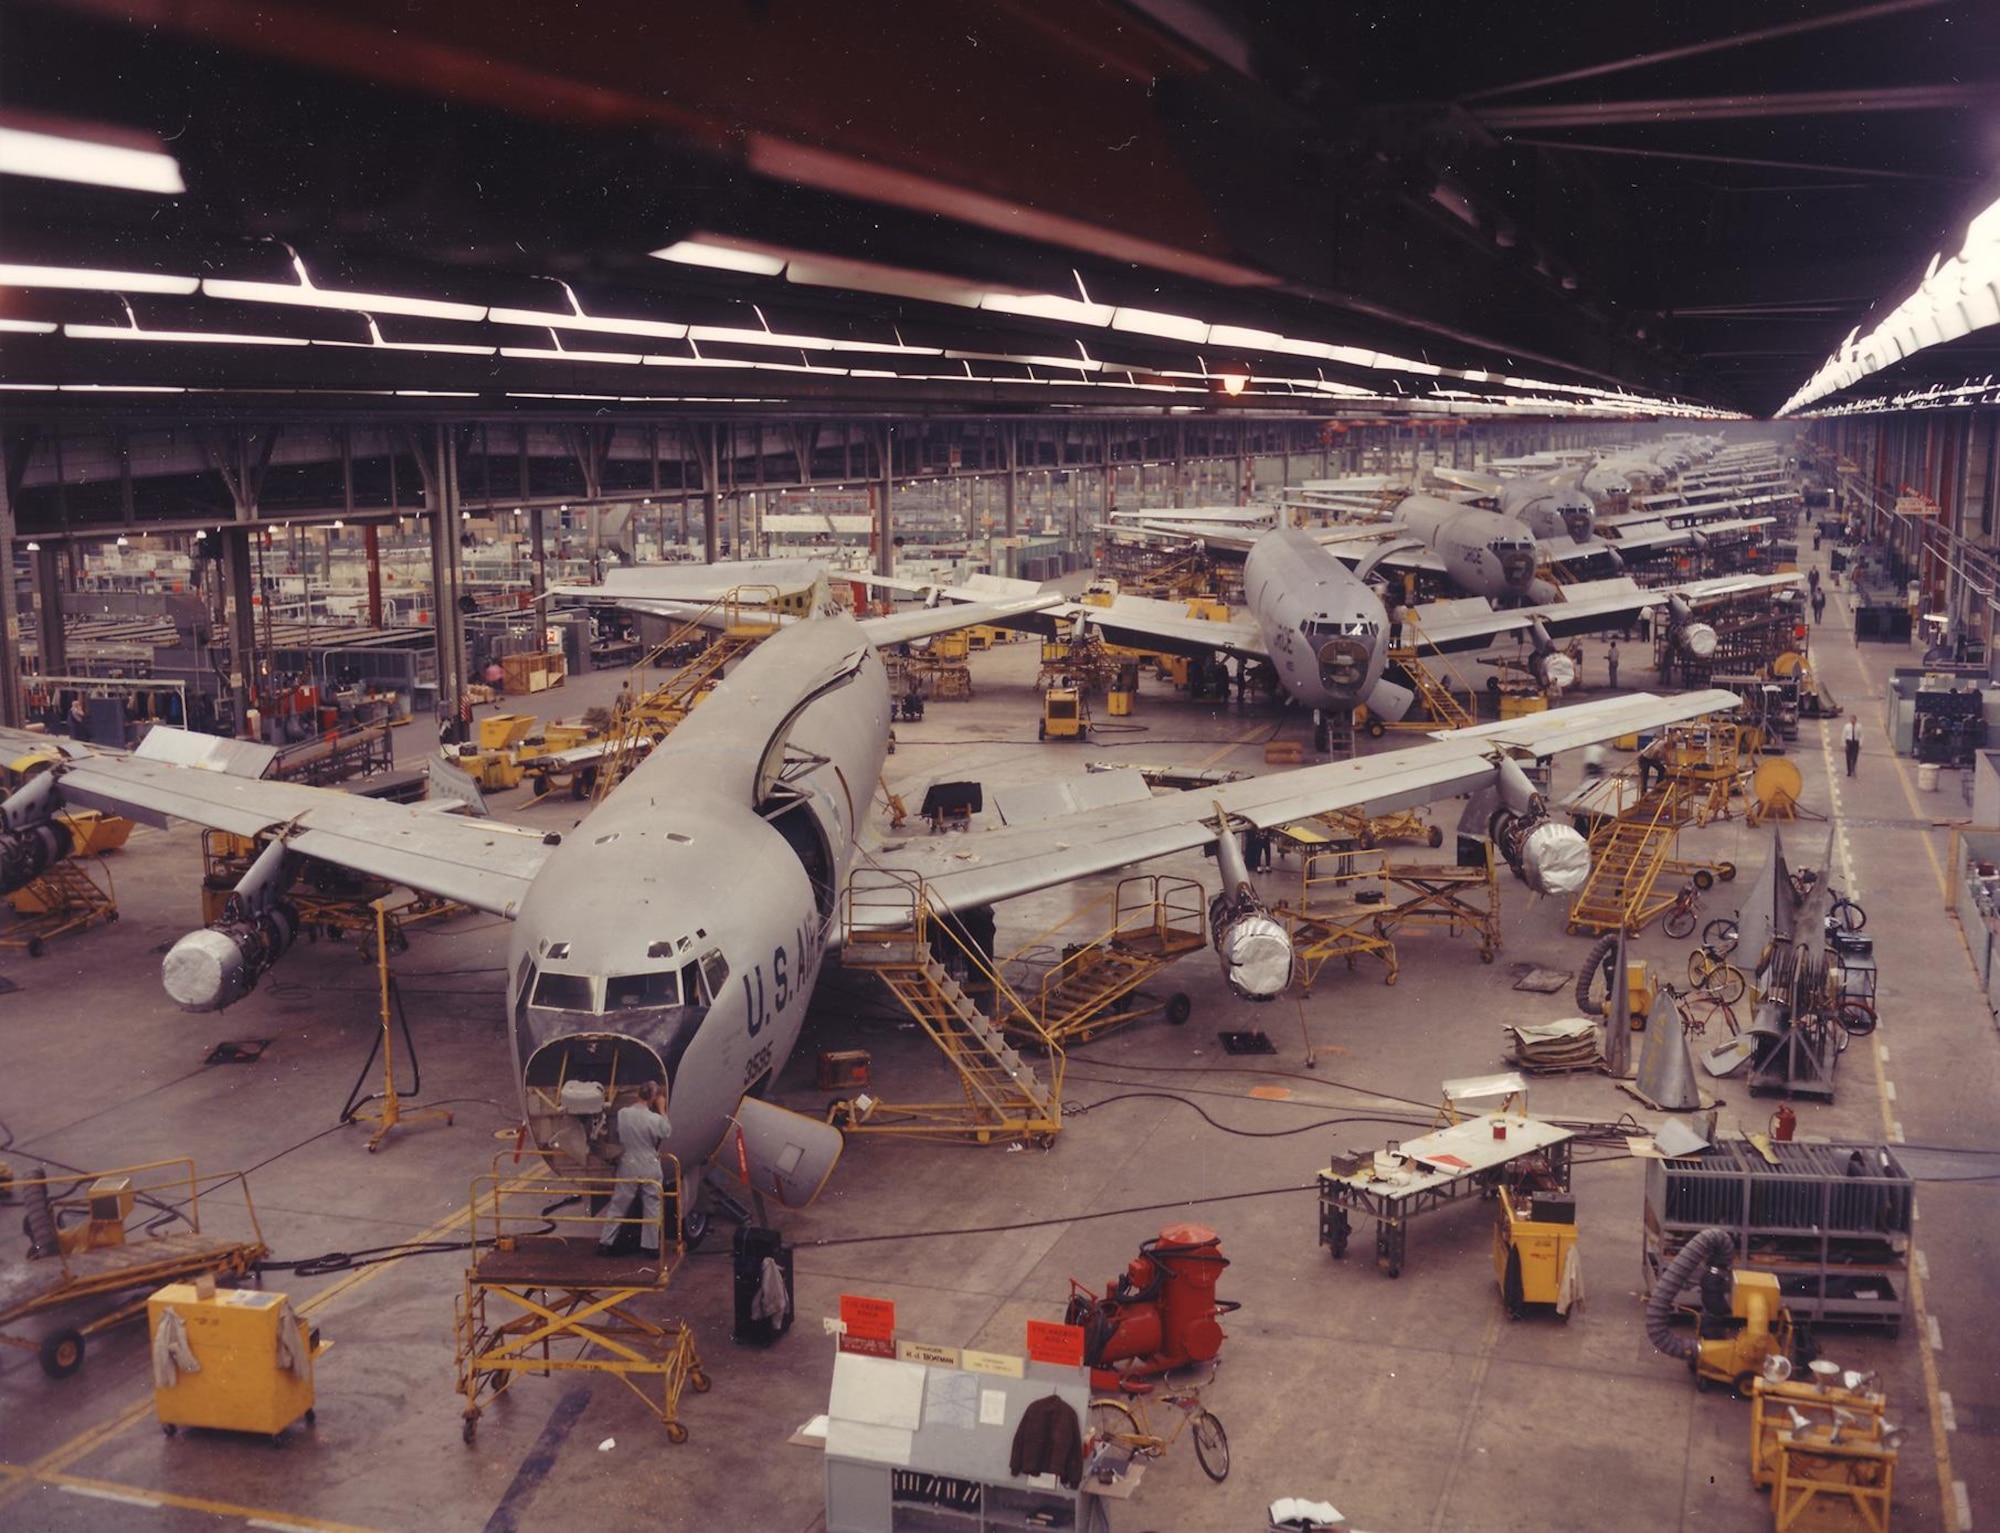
<box><xmin>605</xmin><ymin>970</ymin><xmax>683</xmax><ymax>1010</ymax></box>
<box><xmin>698</xmin><ymin>949</ymin><xmax>730</xmax><ymax>1003</ymax></box>
<box><xmin>532</xmin><ymin>972</ymin><xmax>596</xmax><ymax>1011</ymax></box>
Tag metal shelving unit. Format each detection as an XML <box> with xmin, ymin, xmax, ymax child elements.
<box><xmin>1642</xmin><ymin>1140</ymin><xmax>1912</xmax><ymax>1332</ymax></box>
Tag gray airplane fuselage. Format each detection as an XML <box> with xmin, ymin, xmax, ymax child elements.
<box><xmin>1398</xmin><ymin>494</ymin><xmax>1541</xmax><ymax>599</ymax></box>
<box><xmin>1499</xmin><ymin>479</ymin><xmax>1595</xmax><ymax>544</ymax></box>
<box><xmin>1244</xmin><ymin>526</ymin><xmax>1389</xmax><ymax>710</ymax></box>
<box><xmin>503</xmin><ymin>617</ymin><xmax>887</xmax><ymax>1179</ymax></box>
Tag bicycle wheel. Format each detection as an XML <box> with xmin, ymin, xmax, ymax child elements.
<box><xmin>1190</xmin><ymin>1410</ymin><xmax>1230</xmax><ymax>1482</ymax></box>
<box><xmin>1701</xmin><ymin>916</ymin><xmax>1740</xmax><ymax>956</ymax></box>
<box><xmin>1834</xmin><ymin>998</ymin><xmax>1878</xmax><ymax>1037</ymax></box>
<box><xmin>1087</xmin><ymin>1399</ymin><xmax>1141</xmax><ymax>1461</ymax></box>
<box><xmin>1680</xmin><ymin>993</ymin><xmax>1738</xmax><ymax>1037</ymax></box>
<box><xmin>1663</xmin><ymin>904</ymin><xmax>1697</xmax><ymax>940</ymax></box>
<box><xmin>1694</xmin><ymin>956</ymin><xmax>1746</xmax><ymax>1005</ymax></box>
<box><xmin>1830</xmin><ymin>896</ymin><xmax>1866</xmax><ymax>932</ymax></box>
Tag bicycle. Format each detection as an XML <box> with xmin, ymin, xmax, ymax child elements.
<box><xmin>1659</xmin><ymin>981</ymin><xmax>1738</xmax><ymax>1038</ymax></box>
<box><xmin>1686</xmin><ymin>941</ymin><xmax>1747</xmax><ymax>1005</ymax></box>
<box><xmin>1661</xmin><ymin>872</ymin><xmax>1717</xmax><ymax>939</ymax></box>
<box><xmin>1789</xmin><ymin>869</ymin><xmax>1866</xmax><ymax>932</ymax></box>
<box><xmin>1087</xmin><ymin>1372</ymin><xmax>1230</xmax><ymax>1483</ymax></box>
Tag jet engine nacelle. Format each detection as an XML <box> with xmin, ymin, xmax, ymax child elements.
<box><xmin>1206</xmin><ymin>812</ymin><xmax>1295</xmax><ymax>1001</ymax></box>
<box><xmin>1666</xmin><ymin>596</ymin><xmax>1719</xmax><ymax>658</ymax></box>
<box><xmin>0</xmin><ymin>772</ymin><xmax>73</xmax><ymax>895</ymax></box>
<box><xmin>1487</xmin><ymin>754</ymin><xmax>1592</xmax><ymax>896</ymax></box>
<box><xmin>162</xmin><ymin>902</ymin><xmax>299</xmax><ymax>1012</ymax></box>
<box><xmin>0</xmin><ymin>819</ymin><xmax>72</xmax><ymax>896</ymax></box>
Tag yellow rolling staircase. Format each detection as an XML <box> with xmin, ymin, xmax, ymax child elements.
<box><xmin>593</xmin><ymin>589</ymin><xmax>784</xmax><ymax>800</ymax></box>
<box><xmin>834</xmin><ymin>870</ymin><xmax>1064</xmax><ymax>1146</ymax></box>
<box><xmin>1001</xmin><ymin>875</ymin><xmax>1207</xmax><ymax>1048</ymax></box>
<box><xmin>1564</xmin><ymin>788</ymin><xmax>1688</xmax><ymax>936</ymax></box>
<box><xmin>1368</xmin><ymin>616</ymin><xmax>1476</xmax><ymax>734</ymax></box>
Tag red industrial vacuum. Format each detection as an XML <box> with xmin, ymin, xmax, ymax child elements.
<box><xmin>1065</xmin><ymin>1225</ymin><xmax>1238</xmax><ymax>1390</ymax></box>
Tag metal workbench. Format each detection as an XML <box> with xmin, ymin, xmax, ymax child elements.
<box><xmin>1318</xmin><ymin>1108</ymin><xmax>1574</xmax><ymax>1278</ymax></box>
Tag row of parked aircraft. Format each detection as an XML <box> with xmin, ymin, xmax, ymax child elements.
<box><xmin>0</xmin><ymin>439</ymin><xmax>1780</xmax><ymax>1241</ymax></box>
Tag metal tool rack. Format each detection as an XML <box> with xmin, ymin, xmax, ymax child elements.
<box><xmin>1317</xmin><ymin>1076</ymin><xmax>1574</xmax><ymax>1278</ymax></box>
<box><xmin>1641</xmin><ymin>1140</ymin><xmax>1913</xmax><ymax>1332</ymax></box>
<box><xmin>455</xmin><ymin>1160</ymin><xmax>708</xmax><ymax>1443</ymax></box>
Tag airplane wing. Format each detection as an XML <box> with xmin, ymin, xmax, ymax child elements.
<box><xmin>856</xmin><ymin>593</ymin><xmax>1065</xmax><ymax>647</ymax></box>
<box><xmin>875</xmin><ymin>689</ymin><xmax>1737</xmax><ymax>914</ymax></box>
<box><xmin>857</xmin><ymin>573</ymin><xmax>1265</xmax><ymax>661</ymax></box>
<box><xmin>1405</xmin><ymin>572</ymin><xmax>1801</xmax><ymax>653</ymax></box>
<box><xmin>6</xmin><ymin>727</ymin><xmax>555</xmax><ymax>917</ymax></box>
<box><xmin>1427</xmin><ymin>466</ymin><xmax>1504</xmax><ymax>499</ymax></box>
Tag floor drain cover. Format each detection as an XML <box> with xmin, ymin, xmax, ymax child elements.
<box><xmin>1512</xmin><ymin>969</ymin><xmax>1574</xmax><ymax>993</ymax></box>
<box><xmin>1218</xmin><ymin>1031</ymin><xmax>1277</xmax><ymax>1055</ymax></box>
<box><xmin>205</xmin><ymin>1039</ymin><xmax>273</xmax><ymax>1065</ymax></box>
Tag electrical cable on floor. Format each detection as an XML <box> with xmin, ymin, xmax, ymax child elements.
<box><xmin>796</xmin><ymin>1182</ymin><xmax>1315</xmax><ymax>1250</ymax></box>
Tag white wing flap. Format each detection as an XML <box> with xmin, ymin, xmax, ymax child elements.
<box><xmin>857</xmin><ymin>592</ymin><xmax>1063</xmax><ymax>647</ymax></box>
<box><xmin>892</xmin><ymin>690</ymin><xmax>1737</xmax><ymax>914</ymax></box>
<box><xmin>49</xmin><ymin>756</ymin><xmax>553</xmax><ymax>917</ymax></box>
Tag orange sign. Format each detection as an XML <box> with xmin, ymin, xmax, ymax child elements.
<box><xmin>840</xmin><ymin>1294</ymin><xmax>897</xmax><ymax>1342</ymax></box>
<box><xmin>1024</xmin><ymin>1320</ymin><xmax>1086</xmax><ymax>1369</ymax></box>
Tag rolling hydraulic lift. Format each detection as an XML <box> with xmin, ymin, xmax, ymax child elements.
<box><xmin>1000</xmin><ymin>874</ymin><xmax>1206</xmax><ymax>1047</ymax></box>
<box><xmin>454</xmin><ymin>1160</ymin><xmax>709</xmax><ymax>1443</ymax></box>
<box><xmin>1271</xmin><ymin>843</ymin><xmax>1400</xmax><ymax>990</ymax></box>
<box><xmin>2</xmin><ymin>855</ymin><xmax>118</xmax><ymax>957</ymax></box>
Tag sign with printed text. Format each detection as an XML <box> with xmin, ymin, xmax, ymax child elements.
<box><xmin>1024</xmin><ymin>1320</ymin><xmax>1086</xmax><ymax>1369</ymax></box>
<box><xmin>840</xmin><ymin>1294</ymin><xmax>897</xmax><ymax>1341</ymax></box>
<box><xmin>897</xmin><ymin>1340</ymin><xmax>960</xmax><ymax>1368</ymax></box>
<box><xmin>838</xmin><ymin>1332</ymin><xmax>897</xmax><ymax>1358</ymax></box>
<box><xmin>961</xmin><ymin>1349</ymin><xmax>1025</xmax><ymax>1379</ymax></box>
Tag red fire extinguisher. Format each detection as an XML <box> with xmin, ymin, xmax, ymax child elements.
<box><xmin>1771</xmin><ymin>1104</ymin><xmax>1797</xmax><ymax>1141</ymax></box>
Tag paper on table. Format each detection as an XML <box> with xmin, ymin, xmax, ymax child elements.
<box><xmin>979</xmin><ymin>1389</ymin><xmax>1008</xmax><ymax>1426</ymax></box>
<box><xmin>829</xmin><ymin>1351</ymin><xmax>927</xmax><ymax>1430</ymax></box>
<box><xmin>925</xmin><ymin>1370</ymin><xmax>979</xmax><ymax>1430</ymax></box>
<box><xmin>825</xmin><ymin>1419</ymin><xmax>913</xmax><ymax>1466</ymax></box>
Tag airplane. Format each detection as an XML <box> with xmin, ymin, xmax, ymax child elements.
<box><xmin>0</xmin><ymin>574</ymin><xmax>1736</xmax><ymax>1244</ymax></box>
<box><xmin>865</xmin><ymin>525</ymin><xmax>1418</xmax><ymax>723</ymax></box>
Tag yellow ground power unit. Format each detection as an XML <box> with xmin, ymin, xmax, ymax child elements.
<box><xmin>148</xmin><ymin>1283</ymin><xmax>322</xmax><ymax>1440</ymax></box>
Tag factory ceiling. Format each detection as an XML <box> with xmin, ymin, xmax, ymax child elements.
<box><xmin>2</xmin><ymin>0</ymin><xmax>1997</xmax><ymax>422</ymax></box>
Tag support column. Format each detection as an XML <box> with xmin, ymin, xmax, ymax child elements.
<box><xmin>1173</xmin><ymin>421</ymin><xmax>1186</xmax><ymax>509</ymax></box>
<box><xmin>1003</xmin><ymin>422</ymin><xmax>1018</xmax><ymax>539</ymax></box>
<box><xmin>220</xmin><ymin>528</ymin><xmax>257</xmax><ymax>737</ymax></box>
<box><xmin>0</xmin><ymin>436</ymin><xmax>24</xmax><ymax>728</ymax></box>
<box><xmin>876</xmin><ymin>424</ymin><xmax>895</xmax><ymax>579</ymax></box>
<box><xmin>702</xmin><ymin>423</ymin><xmax>720</xmax><ymax>564</ymax></box>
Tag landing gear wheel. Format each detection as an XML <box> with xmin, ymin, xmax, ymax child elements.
<box><xmin>680</xmin><ymin>1210</ymin><xmax>712</xmax><ymax>1251</ymax></box>
<box><xmin>39</xmin><ymin>1326</ymin><xmax>83</xmax><ymax>1379</ymax></box>
<box><xmin>689</xmin><ymin>1370</ymin><xmax>712</xmax><ymax>1394</ymax></box>
<box><xmin>1192</xmin><ymin>1411</ymin><xmax>1230</xmax><ymax>1482</ymax></box>
<box><xmin>665</xmin><ymin>1421</ymin><xmax>689</xmax><ymax>1445</ymax></box>
<box><xmin>1165</xmin><ymin>993</ymin><xmax>1192</xmax><ymax>1026</ymax></box>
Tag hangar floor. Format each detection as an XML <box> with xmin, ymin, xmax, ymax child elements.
<box><xmin>1</xmin><ymin>551</ymin><xmax>1990</xmax><ymax>1532</ymax></box>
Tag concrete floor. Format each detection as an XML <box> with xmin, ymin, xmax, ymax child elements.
<box><xmin>0</xmin><ymin>546</ymin><xmax>1992</xmax><ymax>1532</ymax></box>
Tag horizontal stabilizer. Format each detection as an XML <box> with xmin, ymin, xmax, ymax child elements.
<box><xmin>726</xmin><ymin>1095</ymin><xmax>844</xmax><ymax>1209</ymax></box>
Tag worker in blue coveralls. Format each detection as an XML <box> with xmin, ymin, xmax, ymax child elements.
<box><xmin>596</xmin><ymin>1081</ymin><xmax>673</xmax><ymax>1258</ymax></box>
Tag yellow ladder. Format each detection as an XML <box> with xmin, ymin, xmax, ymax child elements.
<box><xmin>1564</xmin><ymin>787</ymin><xmax>1690</xmax><ymax>935</ymax></box>
<box><xmin>1003</xmin><ymin>875</ymin><xmax>1207</xmax><ymax>1047</ymax></box>
<box><xmin>837</xmin><ymin>871</ymin><xmax>1063</xmax><ymax>1145</ymax></box>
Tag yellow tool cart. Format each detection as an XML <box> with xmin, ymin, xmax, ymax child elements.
<box><xmin>148</xmin><ymin>1282</ymin><xmax>326</xmax><ymax>1442</ymax></box>
<box><xmin>1493</xmin><ymin>1187</ymin><xmax>1582</xmax><ymax>1320</ymax></box>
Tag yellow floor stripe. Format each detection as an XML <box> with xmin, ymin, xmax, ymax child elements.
<box><xmin>1197</xmin><ymin>726</ymin><xmax>1272</xmax><ymax>772</ymax></box>
<box><xmin>1</xmin><ymin>1194</ymin><xmax>485</xmax><ymax>1520</ymax></box>
<box><xmin>47</xmin><ymin>1471</ymin><xmax>387</xmax><ymax>1532</ymax></box>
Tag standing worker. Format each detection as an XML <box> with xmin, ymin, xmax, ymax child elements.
<box><xmin>1811</xmin><ymin>586</ymin><xmax>1827</xmax><ymax>625</ymax></box>
<box><xmin>1605</xmin><ymin>639</ymin><xmax>1620</xmax><ymax>690</ymax></box>
<box><xmin>596</xmin><ymin>1081</ymin><xmax>674</xmax><ymax>1259</ymax></box>
<box><xmin>1843</xmin><ymin>716</ymin><xmax>1862</xmax><ymax>779</ymax></box>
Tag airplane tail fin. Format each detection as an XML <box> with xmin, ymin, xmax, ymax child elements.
<box><xmin>723</xmin><ymin>1095</ymin><xmax>845</xmax><ymax>1209</ymax></box>
<box><xmin>1364</xmin><ymin>676</ymin><xmax>1416</xmax><ymax>724</ymax></box>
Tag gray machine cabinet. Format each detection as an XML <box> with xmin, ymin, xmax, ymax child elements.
<box><xmin>824</xmin><ymin>1357</ymin><xmax>1091</xmax><ymax>1533</ymax></box>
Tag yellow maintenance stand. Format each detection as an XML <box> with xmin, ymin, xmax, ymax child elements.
<box><xmin>455</xmin><ymin>1159</ymin><xmax>708</xmax><ymax>1444</ymax></box>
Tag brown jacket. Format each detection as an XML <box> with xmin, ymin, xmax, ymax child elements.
<box><xmin>1009</xmin><ymin>1394</ymin><xmax>1084</xmax><ymax>1488</ymax></box>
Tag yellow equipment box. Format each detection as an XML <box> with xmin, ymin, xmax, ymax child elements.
<box><xmin>1499</xmin><ymin>693</ymin><xmax>1549</xmax><ymax>720</ymax></box>
<box><xmin>1493</xmin><ymin>1188</ymin><xmax>1580</xmax><ymax>1319</ymax></box>
<box><xmin>148</xmin><ymin>1283</ymin><xmax>319</xmax><ymax>1439</ymax></box>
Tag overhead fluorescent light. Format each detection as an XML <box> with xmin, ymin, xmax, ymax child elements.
<box><xmin>206</xmin><ymin>253</ymin><xmax>484</xmax><ymax>321</ymax></box>
<box><xmin>1110</xmin><ymin>307</ymin><xmax>1210</xmax><ymax>343</ymax></box>
<box><xmin>0</xmin><ymin>121</ymin><xmax>185</xmax><ymax>194</ymax></box>
<box><xmin>0</xmin><ymin>317</ymin><xmax>56</xmax><ymax>333</ymax></box>
<box><xmin>784</xmin><ymin>253</ymin><xmax>985</xmax><ymax>307</ymax></box>
<box><xmin>979</xmin><ymin>292</ymin><xmax>1114</xmax><ymax>327</ymax></box>
<box><xmin>499</xmin><ymin>345</ymin><xmax>642</xmax><ymax>365</ymax></box>
<box><xmin>650</xmin><ymin>240</ymin><xmax>786</xmax><ymax>276</ymax></box>
<box><xmin>488</xmin><ymin>283</ymin><xmax>688</xmax><ymax>340</ymax></box>
<box><xmin>314</xmin><ymin>318</ymin><xmax>493</xmax><ymax>356</ymax></box>
<box><xmin>0</xmin><ymin>262</ymin><xmax>198</xmax><ymax>295</ymax></box>
<box><xmin>66</xmin><ymin>322</ymin><xmax>308</xmax><ymax>347</ymax></box>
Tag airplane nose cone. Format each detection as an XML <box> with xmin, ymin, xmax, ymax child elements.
<box><xmin>1500</xmin><ymin>549</ymin><xmax>1537</xmax><ymax>589</ymax></box>
<box><xmin>1316</xmin><ymin>637</ymin><xmax>1372</xmax><ymax>694</ymax></box>
<box><xmin>1563</xmin><ymin>510</ymin><xmax>1593</xmax><ymax>542</ymax></box>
